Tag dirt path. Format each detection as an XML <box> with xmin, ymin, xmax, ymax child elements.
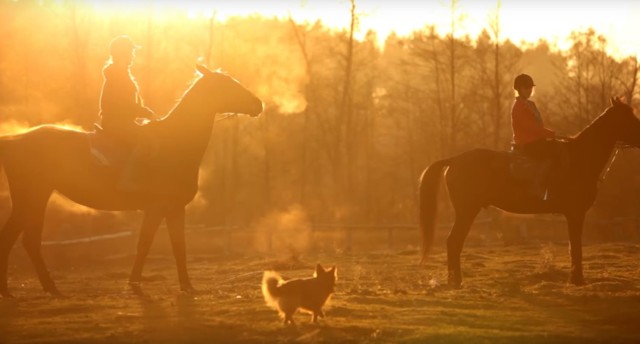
<box><xmin>1</xmin><ymin>242</ymin><xmax>639</xmax><ymax>343</ymax></box>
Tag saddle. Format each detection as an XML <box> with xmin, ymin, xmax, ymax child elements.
<box><xmin>89</xmin><ymin>124</ymin><xmax>175</xmax><ymax>194</ymax></box>
<box><xmin>508</xmin><ymin>146</ymin><xmax>552</xmax><ymax>199</ymax></box>
<box><xmin>88</xmin><ymin>124</ymin><xmax>131</xmax><ymax>167</ymax></box>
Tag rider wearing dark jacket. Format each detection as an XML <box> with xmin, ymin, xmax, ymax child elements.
<box><xmin>99</xmin><ymin>35</ymin><xmax>153</xmax><ymax>146</ymax></box>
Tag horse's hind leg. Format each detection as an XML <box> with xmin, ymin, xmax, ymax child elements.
<box><xmin>0</xmin><ymin>193</ymin><xmax>53</xmax><ymax>297</ymax></box>
<box><xmin>0</xmin><ymin>212</ymin><xmax>26</xmax><ymax>298</ymax></box>
<box><xmin>20</xmin><ymin>196</ymin><xmax>58</xmax><ymax>295</ymax></box>
<box><xmin>447</xmin><ymin>205</ymin><xmax>480</xmax><ymax>287</ymax></box>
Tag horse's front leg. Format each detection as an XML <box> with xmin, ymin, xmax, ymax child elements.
<box><xmin>129</xmin><ymin>210</ymin><xmax>164</xmax><ymax>292</ymax></box>
<box><xmin>566</xmin><ymin>212</ymin><xmax>586</xmax><ymax>285</ymax></box>
<box><xmin>166</xmin><ymin>207</ymin><xmax>194</xmax><ymax>293</ymax></box>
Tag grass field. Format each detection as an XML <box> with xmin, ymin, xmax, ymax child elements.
<box><xmin>1</xmin><ymin>237</ymin><xmax>639</xmax><ymax>343</ymax></box>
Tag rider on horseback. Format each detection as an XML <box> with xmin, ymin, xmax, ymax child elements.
<box><xmin>99</xmin><ymin>35</ymin><xmax>154</xmax><ymax>145</ymax></box>
<box><xmin>98</xmin><ymin>35</ymin><xmax>155</xmax><ymax>190</ymax></box>
<box><xmin>511</xmin><ymin>73</ymin><xmax>569</xmax><ymax>199</ymax></box>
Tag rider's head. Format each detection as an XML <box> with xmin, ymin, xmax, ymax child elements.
<box><xmin>109</xmin><ymin>35</ymin><xmax>138</xmax><ymax>66</ymax></box>
<box><xmin>513</xmin><ymin>73</ymin><xmax>535</xmax><ymax>99</ymax></box>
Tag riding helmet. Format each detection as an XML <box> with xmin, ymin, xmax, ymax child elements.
<box><xmin>513</xmin><ymin>73</ymin><xmax>535</xmax><ymax>89</ymax></box>
<box><xmin>109</xmin><ymin>35</ymin><xmax>139</xmax><ymax>57</ymax></box>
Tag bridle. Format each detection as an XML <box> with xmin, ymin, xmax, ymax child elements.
<box><xmin>214</xmin><ymin>113</ymin><xmax>238</xmax><ymax>122</ymax></box>
<box><xmin>599</xmin><ymin>142</ymin><xmax>639</xmax><ymax>182</ymax></box>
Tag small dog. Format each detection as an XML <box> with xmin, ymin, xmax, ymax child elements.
<box><xmin>262</xmin><ymin>264</ymin><xmax>337</xmax><ymax>325</ymax></box>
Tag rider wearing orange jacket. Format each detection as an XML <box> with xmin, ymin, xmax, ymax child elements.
<box><xmin>511</xmin><ymin>77</ymin><xmax>555</xmax><ymax>145</ymax></box>
<box><xmin>511</xmin><ymin>74</ymin><xmax>569</xmax><ymax>198</ymax></box>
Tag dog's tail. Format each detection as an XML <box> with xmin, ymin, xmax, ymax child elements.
<box><xmin>261</xmin><ymin>271</ymin><xmax>283</xmax><ymax>309</ymax></box>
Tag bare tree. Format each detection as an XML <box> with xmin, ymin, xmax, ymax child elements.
<box><xmin>341</xmin><ymin>0</ymin><xmax>358</xmax><ymax>195</ymax></box>
<box><xmin>288</xmin><ymin>16</ymin><xmax>313</xmax><ymax>207</ymax></box>
<box><xmin>558</xmin><ymin>30</ymin><xmax>618</xmax><ymax>127</ymax></box>
<box><xmin>69</xmin><ymin>3</ymin><xmax>93</xmax><ymax>125</ymax></box>
<box><xmin>618</xmin><ymin>56</ymin><xmax>638</xmax><ymax>104</ymax></box>
<box><xmin>447</xmin><ymin>0</ymin><xmax>459</xmax><ymax>153</ymax></box>
<box><xmin>205</xmin><ymin>11</ymin><xmax>217</xmax><ymax>67</ymax></box>
<box><xmin>488</xmin><ymin>0</ymin><xmax>502</xmax><ymax>149</ymax></box>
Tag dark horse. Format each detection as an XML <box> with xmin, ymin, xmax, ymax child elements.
<box><xmin>0</xmin><ymin>65</ymin><xmax>262</xmax><ymax>297</ymax></box>
<box><xmin>419</xmin><ymin>97</ymin><xmax>640</xmax><ymax>287</ymax></box>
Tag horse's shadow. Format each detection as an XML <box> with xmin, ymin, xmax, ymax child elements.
<box><xmin>0</xmin><ymin>298</ymin><xmax>19</xmax><ymax>343</ymax></box>
<box><xmin>175</xmin><ymin>292</ymin><xmax>204</xmax><ymax>324</ymax></box>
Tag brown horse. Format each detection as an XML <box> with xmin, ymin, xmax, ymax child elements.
<box><xmin>0</xmin><ymin>65</ymin><xmax>263</xmax><ymax>297</ymax></box>
<box><xmin>419</xmin><ymin>97</ymin><xmax>640</xmax><ymax>287</ymax></box>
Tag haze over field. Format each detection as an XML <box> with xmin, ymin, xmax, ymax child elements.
<box><xmin>1</xmin><ymin>1</ymin><xmax>640</xmax><ymax>343</ymax></box>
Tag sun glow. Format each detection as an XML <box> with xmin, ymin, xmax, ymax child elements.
<box><xmin>81</xmin><ymin>0</ymin><xmax>640</xmax><ymax>59</ymax></box>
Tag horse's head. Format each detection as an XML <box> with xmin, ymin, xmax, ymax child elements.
<box><xmin>194</xmin><ymin>64</ymin><xmax>263</xmax><ymax>117</ymax></box>
<box><xmin>605</xmin><ymin>97</ymin><xmax>640</xmax><ymax>147</ymax></box>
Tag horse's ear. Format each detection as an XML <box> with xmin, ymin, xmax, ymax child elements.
<box><xmin>612</xmin><ymin>96</ymin><xmax>624</xmax><ymax>107</ymax></box>
<box><xmin>610</xmin><ymin>97</ymin><xmax>616</xmax><ymax>106</ymax></box>
<box><xmin>214</xmin><ymin>67</ymin><xmax>230</xmax><ymax>76</ymax></box>
<box><xmin>196</xmin><ymin>64</ymin><xmax>213</xmax><ymax>76</ymax></box>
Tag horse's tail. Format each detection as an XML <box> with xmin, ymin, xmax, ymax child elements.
<box><xmin>418</xmin><ymin>158</ymin><xmax>451</xmax><ymax>264</ymax></box>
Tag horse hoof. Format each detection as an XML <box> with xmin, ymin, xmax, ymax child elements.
<box><xmin>43</xmin><ymin>284</ymin><xmax>63</xmax><ymax>297</ymax></box>
<box><xmin>1</xmin><ymin>290</ymin><xmax>15</xmax><ymax>299</ymax></box>
<box><xmin>570</xmin><ymin>277</ymin><xmax>586</xmax><ymax>286</ymax></box>
<box><xmin>447</xmin><ymin>279</ymin><xmax>462</xmax><ymax>289</ymax></box>
<box><xmin>46</xmin><ymin>289</ymin><xmax>65</xmax><ymax>298</ymax></box>
<box><xmin>128</xmin><ymin>282</ymin><xmax>147</xmax><ymax>297</ymax></box>
<box><xmin>180</xmin><ymin>285</ymin><xmax>197</xmax><ymax>295</ymax></box>
<box><xmin>448</xmin><ymin>280</ymin><xmax>462</xmax><ymax>288</ymax></box>
<box><xmin>449</xmin><ymin>282</ymin><xmax>462</xmax><ymax>289</ymax></box>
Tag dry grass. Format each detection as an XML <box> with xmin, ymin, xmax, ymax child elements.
<box><xmin>1</xmin><ymin>241</ymin><xmax>640</xmax><ymax>343</ymax></box>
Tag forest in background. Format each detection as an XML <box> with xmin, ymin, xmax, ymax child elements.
<box><xmin>1</xmin><ymin>0</ymin><xmax>640</xmax><ymax>242</ymax></box>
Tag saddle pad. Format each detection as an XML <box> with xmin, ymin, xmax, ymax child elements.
<box><xmin>88</xmin><ymin>130</ymin><xmax>129</xmax><ymax>167</ymax></box>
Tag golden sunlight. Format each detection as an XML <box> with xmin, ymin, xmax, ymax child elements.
<box><xmin>84</xmin><ymin>0</ymin><xmax>639</xmax><ymax>58</ymax></box>
<box><xmin>3</xmin><ymin>1</ymin><xmax>640</xmax><ymax>343</ymax></box>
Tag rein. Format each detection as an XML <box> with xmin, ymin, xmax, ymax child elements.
<box><xmin>599</xmin><ymin>143</ymin><xmax>636</xmax><ymax>182</ymax></box>
<box><xmin>215</xmin><ymin>113</ymin><xmax>238</xmax><ymax>122</ymax></box>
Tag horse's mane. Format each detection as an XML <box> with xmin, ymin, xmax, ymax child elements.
<box><xmin>157</xmin><ymin>68</ymin><xmax>236</xmax><ymax>123</ymax></box>
<box><xmin>573</xmin><ymin>101</ymin><xmax>636</xmax><ymax>143</ymax></box>
<box><xmin>574</xmin><ymin>104</ymin><xmax>614</xmax><ymax>137</ymax></box>
<box><xmin>155</xmin><ymin>74</ymin><xmax>206</xmax><ymax>122</ymax></box>
<box><xmin>574</xmin><ymin>109</ymin><xmax>601</xmax><ymax>136</ymax></box>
